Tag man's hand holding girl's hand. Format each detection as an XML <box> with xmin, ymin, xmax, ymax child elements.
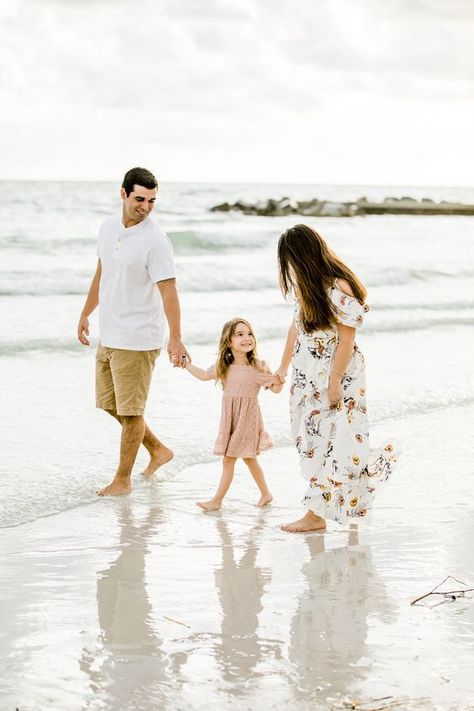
<box><xmin>168</xmin><ymin>337</ymin><xmax>191</xmax><ymax>368</ymax></box>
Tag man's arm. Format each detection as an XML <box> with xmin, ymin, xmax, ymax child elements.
<box><xmin>77</xmin><ymin>259</ymin><xmax>101</xmax><ymax>346</ymax></box>
<box><xmin>157</xmin><ymin>278</ymin><xmax>190</xmax><ymax>368</ymax></box>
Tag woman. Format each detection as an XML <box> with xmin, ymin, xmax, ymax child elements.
<box><xmin>275</xmin><ymin>224</ymin><xmax>397</xmax><ymax>532</ymax></box>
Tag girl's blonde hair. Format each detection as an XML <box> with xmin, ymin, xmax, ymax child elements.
<box><xmin>215</xmin><ymin>317</ymin><xmax>260</xmax><ymax>385</ymax></box>
<box><xmin>278</xmin><ymin>224</ymin><xmax>367</xmax><ymax>332</ymax></box>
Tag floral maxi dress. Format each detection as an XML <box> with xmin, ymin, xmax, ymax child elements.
<box><xmin>290</xmin><ymin>285</ymin><xmax>398</xmax><ymax>523</ymax></box>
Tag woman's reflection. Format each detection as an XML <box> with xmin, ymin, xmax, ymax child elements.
<box><xmin>289</xmin><ymin>527</ymin><xmax>397</xmax><ymax>703</ymax></box>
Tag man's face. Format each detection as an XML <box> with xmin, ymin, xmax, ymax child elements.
<box><xmin>121</xmin><ymin>184</ymin><xmax>157</xmax><ymax>224</ymax></box>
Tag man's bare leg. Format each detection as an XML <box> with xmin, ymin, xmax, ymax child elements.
<box><xmin>105</xmin><ymin>410</ymin><xmax>173</xmax><ymax>477</ymax></box>
<box><xmin>280</xmin><ymin>510</ymin><xmax>326</xmax><ymax>533</ymax></box>
<box><xmin>98</xmin><ymin>415</ymin><xmax>146</xmax><ymax>496</ymax></box>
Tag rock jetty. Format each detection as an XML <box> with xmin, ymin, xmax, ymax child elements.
<box><xmin>210</xmin><ymin>196</ymin><xmax>474</xmax><ymax>217</ymax></box>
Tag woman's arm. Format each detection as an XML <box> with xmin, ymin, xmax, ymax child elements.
<box><xmin>328</xmin><ymin>323</ymin><xmax>356</xmax><ymax>407</ymax></box>
<box><xmin>185</xmin><ymin>363</ymin><xmax>214</xmax><ymax>381</ymax></box>
<box><xmin>274</xmin><ymin>320</ymin><xmax>297</xmax><ymax>382</ymax></box>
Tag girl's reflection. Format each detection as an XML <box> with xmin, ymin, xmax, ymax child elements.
<box><xmin>213</xmin><ymin>518</ymin><xmax>276</xmax><ymax>690</ymax></box>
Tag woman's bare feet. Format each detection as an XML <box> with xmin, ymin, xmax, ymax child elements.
<box><xmin>256</xmin><ymin>493</ymin><xmax>273</xmax><ymax>508</ymax></box>
<box><xmin>196</xmin><ymin>499</ymin><xmax>222</xmax><ymax>512</ymax></box>
<box><xmin>141</xmin><ymin>446</ymin><xmax>174</xmax><ymax>477</ymax></box>
<box><xmin>97</xmin><ymin>479</ymin><xmax>132</xmax><ymax>497</ymax></box>
<box><xmin>280</xmin><ymin>510</ymin><xmax>326</xmax><ymax>533</ymax></box>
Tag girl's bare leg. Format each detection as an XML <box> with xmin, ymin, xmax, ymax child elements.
<box><xmin>243</xmin><ymin>457</ymin><xmax>273</xmax><ymax>507</ymax></box>
<box><xmin>196</xmin><ymin>456</ymin><xmax>236</xmax><ymax>511</ymax></box>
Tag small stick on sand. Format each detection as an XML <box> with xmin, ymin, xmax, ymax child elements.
<box><xmin>410</xmin><ymin>575</ymin><xmax>473</xmax><ymax>606</ymax></box>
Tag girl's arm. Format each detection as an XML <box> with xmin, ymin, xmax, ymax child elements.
<box><xmin>185</xmin><ymin>362</ymin><xmax>214</xmax><ymax>381</ymax></box>
<box><xmin>274</xmin><ymin>319</ymin><xmax>297</xmax><ymax>382</ymax></box>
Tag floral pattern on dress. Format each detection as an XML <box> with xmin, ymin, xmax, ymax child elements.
<box><xmin>290</xmin><ymin>285</ymin><xmax>398</xmax><ymax>524</ymax></box>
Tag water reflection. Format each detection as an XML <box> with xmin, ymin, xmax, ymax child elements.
<box><xmin>213</xmin><ymin>518</ymin><xmax>276</xmax><ymax>691</ymax></box>
<box><xmin>80</xmin><ymin>501</ymin><xmax>175</xmax><ymax>709</ymax></box>
<box><xmin>289</xmin><ymin>527</ymin><xmax>397</xmax><ymax>703</ymax></box>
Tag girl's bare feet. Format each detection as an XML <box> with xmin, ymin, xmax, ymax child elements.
<box><xmin>256</xmin><ymin>493</ymin><xmax>273</xmax><ymax>508</ymax></box>
<box><xmin>196</xmin><ymin>499</ymin><xmax>222</xmax><ymax>511</ymax></box>
<box><xmin>141</xmin><ymin>446</ymin><xmax>174</xmax><ymax>477</ymax></box>
<box><xmin>280</xmin><ymin>510</ymin><xmax>326</xmax><ymax>532</ymax></box>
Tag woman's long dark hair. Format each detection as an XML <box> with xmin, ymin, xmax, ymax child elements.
<box><xmin>278</xmin><ymin>224</ymin><xmax>367</xmax><ymax>332</ymax></box>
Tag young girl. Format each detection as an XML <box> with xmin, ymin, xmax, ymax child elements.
<box><xmin>185</xmin><ymin>317</ymin><xmax>283</xmax><ymax>511</ymax></box>
<box><xmin>274</xmin><ymin>224</ymin><xmax>398</xmax><ymax>532</ymax></box>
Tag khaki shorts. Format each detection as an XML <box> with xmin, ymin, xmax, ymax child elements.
<box><xmin>96</xmin><ymin>345</ymin><xmax>160</xmax><ymax>416</ymax></box>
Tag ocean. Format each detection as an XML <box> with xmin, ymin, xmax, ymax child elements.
<box><xmin>1</xmin><ymin>180</ymin><xmax>474</xmax><ymax>529</ymax></box>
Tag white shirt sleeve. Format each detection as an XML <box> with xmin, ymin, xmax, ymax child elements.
<box><xmin>96</xmin><ymin>223</ymin><xmax>104</xmax><ymax>257</ymax></box>
<box><xmin>146</xmin><ymin>230</ymin><xmax>176</xmax><ymax>283</ymax></box>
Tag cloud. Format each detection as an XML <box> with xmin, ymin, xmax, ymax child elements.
<box><xmin>0</xmin><ymin>0</ymin><xmax>473</xmax><ymax>183</ymax></box>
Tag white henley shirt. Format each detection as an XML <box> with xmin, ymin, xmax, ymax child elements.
<box><xmin>97</xmin><ymin>215</ymin><xmax>176</xmax><ymax>350</ymax></box>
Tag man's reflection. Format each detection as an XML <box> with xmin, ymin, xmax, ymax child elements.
<box><xmin>80</xmin><ymin>501</ymin><xmax>177</xmax><ymax>709</ymax></box>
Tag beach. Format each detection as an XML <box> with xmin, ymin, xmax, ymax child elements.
<box><xmin>1</xmin><ymin>180</ymin><xmax>474</xmax><ymax>709</ymax></box>
<box><xmin>1</xmin><ymin>405</ymin><xmax>474</xmax><ymax>710</ymax></box>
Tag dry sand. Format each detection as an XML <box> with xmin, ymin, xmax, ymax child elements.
<box><xmin>1</xmin><ymin>405</ymin><xmax>473</xmax><ymax>711</ymax></box>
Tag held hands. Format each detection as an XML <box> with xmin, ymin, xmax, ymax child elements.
<box><xmin>77</xmin><ymin>314</ymin><xmax>90</xmax><ymax>346</ymax></box>
<box><xmin>168</xmin><ymin>337</ymin><xmax>191</xmax><ymax>368</ymax></box>
<box><xmin>273</xmin><ymin>366</ymin><xmax>288</xmax><ymax>385</ymax></box>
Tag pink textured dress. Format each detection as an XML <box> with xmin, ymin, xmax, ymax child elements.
<box><xmin>208</xmin><ymin>363</ymin><xmax>275</xmax><ymax>458</ymax></box>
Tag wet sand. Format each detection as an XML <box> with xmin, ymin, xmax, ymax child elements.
<box><xmin>1</xmin><ymin>405</ymin><xmax>473</xmax><ymax>711</ymax></box>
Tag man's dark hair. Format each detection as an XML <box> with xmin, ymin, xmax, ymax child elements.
<box><xmin>122</xmin><ymin>167</ymin><xmax>158</xmax><ymax>196</ymax></box>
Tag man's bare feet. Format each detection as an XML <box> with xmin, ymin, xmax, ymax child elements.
<box><xmin>256</xmin><ymin>493</ymin><xmax>273</xmax><ymax>508</ymax></box>
<box><xmin>196</xmin><ymin>499</ymin><xmax>222</xmax><ymax>512</ymax></box>
<box><xmin>141</xmin><ymin>446</ymin><xmax>174</xmax><ymax>477</ymax></box>
<box><xmin>97</xmin><ymin>479</ymin><xmax>132</xmax><ymax>497</ymax></box>
<box><xmin>280</xmin><ymin>510</ymin><xmax>326</xmax><ymax>533</ymax></box>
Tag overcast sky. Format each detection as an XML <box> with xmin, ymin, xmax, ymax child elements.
<box><xmin>0</xmin><ymin>0</ymin><xmax>473</xmax><ymax>185</ymax></box>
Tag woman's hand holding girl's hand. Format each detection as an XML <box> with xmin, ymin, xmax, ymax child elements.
<box><xmin>328</xmin><ymin>375</ymin><xmax>344</xmax><ymax>409</ymax></box>
<box><xmin>274</xmin><ymin>366</ymin><xmax>288</xmax><ymax>384</ymax></box>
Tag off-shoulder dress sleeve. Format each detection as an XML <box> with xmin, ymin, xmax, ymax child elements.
<box><xmin>329</xmin><ymin>286</ymin><xmax>369</xmax><ymax>328</ymax></box>
<box><xmin>255</xmin><ymin>361</ymin><xmax>278</xmax><ymax>388</ymax></box>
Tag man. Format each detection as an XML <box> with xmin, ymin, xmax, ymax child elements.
<box><xmin>77</xmin><ymin>166</ymin><xmax>189</xmax><ymax>496</ymax></box>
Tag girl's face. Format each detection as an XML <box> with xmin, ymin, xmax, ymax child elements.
<box><xmin>230</xmin><ymin>322</ymin><xmax>255</xmax><ymax>354</ymax></box>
